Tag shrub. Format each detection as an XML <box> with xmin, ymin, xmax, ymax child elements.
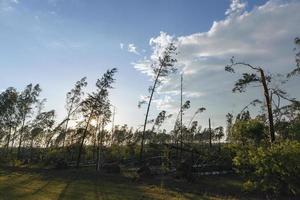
<box><xmin>233</xmin><ymin>140</ymin><xmax>300</xmax><ymax>195</ymax></box>
<box><xmin>231</xmin><ymin>119</ymin><xmax>266</xmax><ymax>145</ymax></box>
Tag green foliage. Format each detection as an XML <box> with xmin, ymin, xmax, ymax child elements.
<box><xmin>287</xmin><ymin>37</ymin><xmax>300</xmax><ymax>77</ymax></box>
<box><xmin>231</xmin><ymin>119</ymin><xmax>266</xmax><ymax>145</ymax></box>
<box><xmin>233</xmin><ymin>140</ymin><xmax>300</xmax><ymax>195</ymax></box>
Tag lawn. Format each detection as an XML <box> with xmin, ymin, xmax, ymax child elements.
<box><xmin>0</xmin><ymin>167</ymin><xmax>259</xmax><ymax>200</ymax></box>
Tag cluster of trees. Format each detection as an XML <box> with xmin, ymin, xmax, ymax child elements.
<box><xmin>223</xmin><ymin>37</ymin><xmax>300</xmax><ymax>195</ymax></box>
<box><xmin>0</xmin><ymin>34</ymin><xmax>299</xmax><ymax>196</ymax></box>
<box><xmin>0</xmin><ymin>69</ymin><xmax>117</xmax><ymax>171</ymax></box>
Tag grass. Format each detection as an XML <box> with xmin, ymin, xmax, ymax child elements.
<box><xmin>0</xmin><ymin>167</ymin><xmax>261</xmax><ymax>200</ymax></box>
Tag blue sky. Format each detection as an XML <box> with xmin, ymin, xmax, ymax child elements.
<box><xmin>0</xmin><ymin>0</ymin><xmax>299</xmax><ymax>130</ymax></box>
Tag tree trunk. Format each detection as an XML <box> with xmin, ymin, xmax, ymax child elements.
<box><xmin>17</xmin><ymin>118</ymin><xmax>26</xmax><ymax>159</ymax></box>
<box><xmin>10</xmin><ymin>127</ymin><xmax>17</xmax><ymax>154</ymax></box>
<box><xmin>30</xmin><ymin>138</ymin><xmax>34</xmax><ymax>162</ymax></box>
<box><xmin>180</xmin><ymin>74</ymin><xmax>183</xmax><ymax>160</ymax></box>
<box><xmin>62</xmin><ymin>119</ymin><xmax>69</xmax><ymax>148</ymax></box>
<box><xmin>5</xmin><ymin>127</ymin><xmax>12</xmax><ymax>157</ymax></box>
<box><xmin>140</xmin><ymin>67</ymin><xmax>162</xmax><ymax>162</ymax></box>
<box><xmin>259</xmin><ymin>69</ymin><xmax>275</xmax><ymax>143</ymax></box>
<box><xmin>76</xmin><ymin>111</ymin><xmax>93</xmax><ymax>168</ymax></box>
<box><xmin>209</xmin><ymin>118</ymin><xmax>212</xmax><ymax>148</ymax></box>
<box><xmin>93</xmin><ymin>117</ymin><xmax>100</xmax><ymax>161</ymax></box>
<box><xmin>96</xmin><ymin>119</ymin><xmax>105</xmax><ymax>171</ymax></box>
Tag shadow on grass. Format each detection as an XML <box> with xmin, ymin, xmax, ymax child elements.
<box><xmin>57</xmin><ymin>180</ymin><xmax>72</xmax><ymax>200</ymax></box>
<box><xmin>0</xmin><ymin>166</ymin><xmax>266</xmax><ymax>200</ymax></box>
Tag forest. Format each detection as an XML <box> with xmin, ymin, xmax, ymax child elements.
<box><xmin>0</xmin><ymin>35</ymin><xmax>299</xmax><ymax>199</ymax></box>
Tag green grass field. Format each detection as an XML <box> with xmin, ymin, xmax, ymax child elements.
<box><xmin>0</xmin><ymin>167</ymin><xmax>260</xmax><ymax>200</ymax></box>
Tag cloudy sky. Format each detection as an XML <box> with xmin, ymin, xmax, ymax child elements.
<box><xmin>0</xmin><ymin>0</ymin><xmax>299</xmax><ymax>130</ymax></box>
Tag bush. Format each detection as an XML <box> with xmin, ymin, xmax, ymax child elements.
<box><xmin>233</xmin><ymin>140</ymin><xmax>300</xmax><ymax>195</ymax></box>
<box><xmin>231</xmin><ymin>119</ymin><xmax>266</xmax><ymax>145</ymax></box>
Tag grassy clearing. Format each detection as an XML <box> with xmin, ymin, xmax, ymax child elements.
<box><xmin>0</xmin><ymin>167</ymin><xmax>260</xmax><ymax>200</ymax></box>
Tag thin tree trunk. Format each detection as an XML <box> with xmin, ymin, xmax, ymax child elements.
<box><xmin>76</xmin><ymin>110</ymin><xmax>93</xmax><ymax>168</ymax></box>
<box><xmin>180</xmin><ymin>74</ymin><xmax>183</xmax><ymax>160</ymax></box>
<box><xmin>17</xmin><ymin>117</ymin><xmax>26</xmax><ymax>159</ymax></box>
<box><xmin>30</xmin><ymin>137</ymin><xmax>34</xmax><ymax>162</ymax></box>
<box><xmin>10</xmin><ymin>127</ymin><xmax>17</xmax><ymax>154</ymax></box>
<box><xmin>96</xmin><ymin>118</ymin><xmax>105</xmax><ymax>171</ymax></box>
<box><xmin>259</xmin><ymin>69</ymin><xmax>275</xmax><ymax>143</ymax></box>
<box><xmin>209</xmin><ymin>118</ymin><xmax>212</xmax><ymax>148</ymax></box>
<box><xmin>5</xmin><ymin>127</ymin><xmax>12</xmax><ymax>157</ymax></box>
<box><xmin>140</xmin><ymin>66</ymin><xmax>163</xmax><ymax>162</ymax></box>
<box><xmin>62</xmin><ymin>98</ymin><xmax>75</xmax><ymax>148</ymax></box>
<box><xmin>93</xmin><ymin>117</ymin><xmax>100</xmax><ymax>161</ymax></box>
<box><xmin>96</xmin><ymin>129</ymin><xmax>100</xmax><ymax>171</ymax></box>
<box><xmin>62</xmin><ymin>119</ymin><xmax>69</xmax><ymax>148</ymax></box>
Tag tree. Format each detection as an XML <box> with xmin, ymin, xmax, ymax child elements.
<box><xmin>95</xmin><ymin>101</ymin><xmax>112</xmax><ymax>171</ymax></box>
<box><xmin>214</xmin><ymin>126</ymin><xmax>224</xmax><ymax>151</ymax></box>
<box><xmin>225</xmin><ymin>59</ymin><xmax>275</xmax><ymax>142</ymax></box>
<box><xmin>56</xmin><ymin>77</ymin><xmax>87</xmax><ymax>147</ymax></box>
<box><xmin>0</xmin><ymin>88</ymin><xmax>18</xmax><ymax>156</ymax></box>
<box><xmin>29</xmin><ymin>110</ymin><xmax>55</xmax><ymax>161</ymax></box>
<box><xmin>152</xmin><ymin>110</ymin><xmax>172</xmax><ymax>133</ymax></box>
<box><xmin>76</xmin><ymin>68</ymin><xmax>117</xmax><ymax>168</ymax></box>
<box><xmin>287</xmin><ymin>37</ymin><xmax>300</xmax><ymax>77</ymax></box>
<box><xmin>225</xmin><ymin>113</ymin><xmax>233</xmax><ymax>142</ymax></box>
<box><xmin>172</xmin><ymin>100</ymin><xmax>190</xmax><ymax>159</ymax></box>
<box><xmin>17</xmin><ymin>84</ymin><xmax>41</xmax><ymax>159</ymax></box>
<box><xmin>139</xmin><ymin>43</ymin><xmax>177</xmax><ymax>161</ymax></box>
<box><xmin>187</xmin><ymin>107</ymin><xmax>206</xmax><ymax>128</ymax></box>
<box><xmin>231</xmin><ymin>119</ymin><xmax>266</xmax><ymax>145</ymax></box>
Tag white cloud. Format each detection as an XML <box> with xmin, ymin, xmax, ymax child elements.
<box><xmin>225</xmin><ymin>0</ymin><xmax>247</xmax><ymax>17</ymax></box>
<box><xmin>131</xmin><ymin>59</ymin><xmax>152</xmax><ymax>77</ymax></box>
<box><xmin>120</xmin><ymin>43</ymin><xmax>124</xmax><ymax>49</ymax></box>
<box><xmin>134</xmin><ymin>0</ymin><xmax>300</xmax><ymax>128</ymax></box>
<box><xmin>128</xmin><ymin>43</ymin><xmax>139</xmax><ymax>55</ymax></box>
<box><xmin>184</xmin><ymin>91</ymin><xmax>206</xmax><ymax>98</ymax></box>
<box><xmin>149</xmin><ymin>31</ymin><xmax>174</xmax><ymax>61</ymax></box>
<box><xmin>153</xmin><ymin>95</ymin><xmax>175</xmax><ymax>111</ymax></box>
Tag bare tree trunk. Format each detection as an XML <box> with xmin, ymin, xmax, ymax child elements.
<box><xmin>30</xmin><ymin>137</ymin><xmax>34</xmax><ymax>162</ymax></box>
<box><xmin>93</xmin><ymin>117</ymin><xmax>100</xmax><ymax>161</ymax></box>
<box><xmin>209</xmin><ymin>118</ymin><xmax>212</xmax><ymax>148</ymax></box>
<box><xmin>17</xmin><ymin>118</ymin><xmax>26</xmax><ymax>159</ymax></box>
<box><xmin>96</xmin><ymin>134</ymin><xmax>100</xmax><ymax>171</ymax></box>
<box><xmin>62</xmin><ymin>119</ymin><xmax>69</xmax><ymax>148</ymax></box>
<box><xmin>259</xmin><ymin>69</ymin><xmax>275</xmax><ymax>142</ymax></box>
<box><xmin>140</xmin><ymin>67</ymin><xmax>162</xmax><ymax>162</ymax></box>
<box><xmin>180</xmin><ymin>74</ymin><xmax>183</xmax><ymax>160</ymax></box>
<box><xmin>5</xmin><ymin>127</ymin><xmax>12</xmax><ymax>157</ymax></box>
<box><xmin>10</xmin><ymin>127</ymin><xmax>17</xmax><ymax>154</ymax></box>
<box><xmin>62</xmin><ymin>99</ymin><xmax>74</xmax><ymax>148</ymax></box>
<box><xmin>96</xmin><ymin>118</ymin><xmax>105</xmax><ymax>171</ymax></box>
<box><xmin>76</xmin><ymin>110</ymin><xmax>93</xmax><ymax>168</ymax></box>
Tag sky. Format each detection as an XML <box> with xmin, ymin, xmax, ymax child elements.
<box><xmin>0</xmin><ymin>0</ymin><xmax>300</xmax><ymax>131</ymax></box>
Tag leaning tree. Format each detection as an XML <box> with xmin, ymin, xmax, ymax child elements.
<box><xmin>16</xmin><ymin>84</ymin><xmax>41</xmax><ymax>159</ymax></box>
<box><xmin>139</xmin><ymin>43</ymin><xmax>177</xmax><ymax>161</ymax></box>
<box><xmin>76</xmin><ymin>68</ymin><xmax>117</xmax><ymax>168</ymax></box>
<box><xmin>56</xmin><ymin>77</ymin><xmax>87</xmax><ymax>147</ymax></box>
